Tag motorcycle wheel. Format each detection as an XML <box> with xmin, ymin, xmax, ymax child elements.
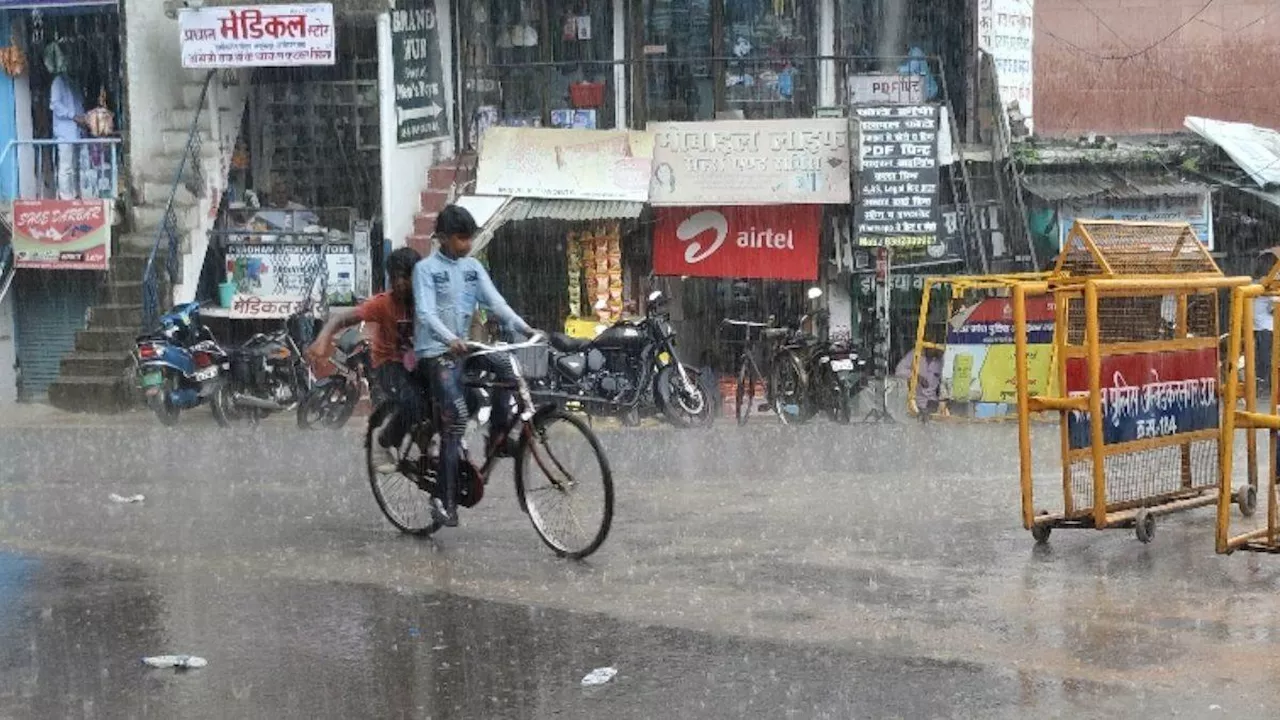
<box><xmin>211</xmin><ymin>381</ymin><xmax>255</xmax><ymax>428</ymax></box>
<box><xmin>657</xmin><ymin>364</ymin><xmax>714</xmax><ymax>428</ymax></box>
<box><xmin>771</xmin><ymin>353</ymin><xmax>815</xmax><ymax>426</ymax></box>
<box><xmin>823</xmin><ymin>369</ymin><xmax>854</xmax><ymax>425</ymax></box>
<box><xmin>149</xmin><ymin>372</ymin><xmax>181</xmax><ymax>427</ymax></box>
<box><xmin>297</xmin><ymin>379</ymin><xmax>360</xmax><ymax>430</ymax></box>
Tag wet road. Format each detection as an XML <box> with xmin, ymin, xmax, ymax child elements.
<box><xmin>3</xmin><ymin>413</ymin><xmax>1280</xmax><ymax>718</ymax></box>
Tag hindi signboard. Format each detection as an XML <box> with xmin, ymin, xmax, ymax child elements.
<box><xmin>847</xmin><ymin>74</ymin><xmax>926</xmax><ymax>106</ymax></box>
<box><xmin>179</xmin><ymin>3</ymin><xmax>335</xmax><ymax>69</ymax></box>
<box><xmin>11</xmin><ymin>199</ymin><xmax>112</xmax><ymax>270</ymax></box>
<box><xmin>854</xmin><ymin>104</ymin><xmax>941</xmax><ymax>248</ymax></box>
<box><xmin>648</xmin><ymin>119</ymin><xmax>851</xmax><ymax>206</ymax></box>
<box><xmin>940</xmin><ymin>296</ymin><xmax>1056</xmax><ymax>405</ymax></box>
<box><xmin>1065</xmin><ymin>348</ymin><xmax>1219</xmax><ymax>448</ymax></box>
<box><xmin>978</xmin><ymin>0</ymin><xmax>1034</xmax><ymax>131</ymax></box>
<box><xmin>224</xmin><ymin>242</ymin><xmax>354</xmax><ymax>318</ymax></box>
<box><xmin>475</xmin><ymin>128</ymin><xmax>654</xmax><ymax>202</ymax></box>
<box><xmin>390</xmin><ymin>0</ymin><xmax>447</xmax><ymax>145</ymax></box>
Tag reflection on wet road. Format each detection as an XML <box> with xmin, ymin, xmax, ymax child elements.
<box><xmin>2</xmin><ymin>419</ymin><xmax>1280</xmax><ymax>718</ymax></box>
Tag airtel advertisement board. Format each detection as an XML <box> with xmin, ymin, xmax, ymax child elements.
<box><xmin>652</xmin><ymin>205</ymin><xmax>821</xmax><ymax>281</ymax></box>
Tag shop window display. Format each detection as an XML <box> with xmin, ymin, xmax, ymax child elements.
<box><xmin>462</xmin><ymin>0</ymin><xmax>615</xmax><ymax>146</ymax></box>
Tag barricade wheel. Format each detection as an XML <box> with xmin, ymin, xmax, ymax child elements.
<box><xmin>1236</xmin><ymin>484</ymin><xmax>1258</xmax><ymax>518</ymax></box>
<box><xmin>1031</xmin><ymin>511</ymin><xmax>1051</xmax><ymax>545</ymax></box>
<box><xmin>1134</xmin><ymin>510</ymin><xmax>1156</xmax><ymax>544</ymax></box>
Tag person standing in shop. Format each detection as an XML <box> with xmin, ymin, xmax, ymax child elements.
<box><xmin>46</xmin><ymin>42</ymin><xmax>87</xmax><ymax>200</ymax></box>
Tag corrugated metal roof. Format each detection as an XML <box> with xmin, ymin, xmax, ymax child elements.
<box><xmin>1021</xmin><ymin>171</ymin><xmax>1115</xmax><ymax>201</ymax></box>
<box><xmin>1186</xmin><ymin>116</ymin><xmax>1280</xmax><ymax>188</ymax></box>
<box><xmin>507</xmin><ymin>199</ymin><xmax>645</xmax><ymax>222</ymax></box>
<box><xmin>1021</xmin><ymin>170</ymin><xmax>1206</xmax><ymax>201</ymax></box>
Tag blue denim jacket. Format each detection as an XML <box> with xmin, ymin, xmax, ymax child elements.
<box><xmin>412</xmin><ymin>250</ymin><xmax>528</xmax><ymax>359</ymax></box>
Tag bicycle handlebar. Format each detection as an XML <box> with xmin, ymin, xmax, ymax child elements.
<box><xmin>464</xmin><ymin>331</ymin><xmax>548</xmax><ymax>357</ymax></box>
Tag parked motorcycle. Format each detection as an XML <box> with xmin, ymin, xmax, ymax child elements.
<box><xmin>211</xmin><ymin>310</ymin><xmax>316</xmax><ymax>427</ymax></box>
<box><xmin>134</xmin><ymin>302</ymin><xmax>228</xmax><ymax>426</ymax></box>
<box><xmin>297</xmin><ymin>323</ymin><xmax>370</xmax><ymax>430</ymax></box>
<box><xmin>771</xmin><ymin>288</ymin><xmax>870</xmax><ymax>425</ymax></box>
<box><xmin>531</xmin><ymin>290</ymin><xmax>714</xmax><ymax>427</ymax></box>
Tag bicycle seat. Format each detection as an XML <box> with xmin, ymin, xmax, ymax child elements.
<box><xmin>550</xmin><ymin>332</ymin><xmax>591</xmax><ymax>353</ymax></box>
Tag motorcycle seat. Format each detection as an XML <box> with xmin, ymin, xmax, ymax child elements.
<box><xmin>550</xmin><ymin>332</ymin><xmax>591</xmax><ymax>353</ymax></box>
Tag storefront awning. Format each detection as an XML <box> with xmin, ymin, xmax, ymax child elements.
<box><xmin>505</xmin><ymin>199</ymin><xmax>645</xmax><ymax>223</ymax></box>
<box><xmin>1022</xmin><ymin>170</ymin><xmax>1207</xmax><ymax>202</ymax></box>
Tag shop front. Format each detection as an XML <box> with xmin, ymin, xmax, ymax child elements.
<box><xmin>471</xmin><ymin>126</ymin><xmax>652</xmax><ymax>337</ymax></box>
<box><xmin>0</xmin><ymin>0</ymin><xmax>123</xmax><ymax>401</ymax></box>
<box><xmin>647</xmin><ymin>117</ymin><xmax>852</xmax><ymax>376</ymax></box>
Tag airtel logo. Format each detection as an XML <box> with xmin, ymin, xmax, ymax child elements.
<box><xmin>676</xmin><ymin>210</ymin><xmax>728</xmax><ymax>264</ymax></box>
<box><xmin>675</xmin><ymin>210</ymin><xmax>797</xmax><ymax>265</ymax></box>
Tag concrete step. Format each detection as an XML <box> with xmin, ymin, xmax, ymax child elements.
<box><xmin>413</xmin><ymin>212</ymin><xmax>437</xmax><ymax>237</ymax></box>
<box><xmin>88</xmin><ymin>303</ymin><xmax>145</xmax><ymax>328</ymax></box>
<box><xmin>76</xmin><ymin>326</ymin><xmax>141</xmax><ymax>353</ymax></box>
<box><xmin>47</xmin><ymin>375</ymin><xmax>134</xmax><ymax>414</ymax></box>
<box><xmin>98</xmin><ymin>280</ymin><xmax>165</xmax><ymax>307</ymax></box>
<box><xmin>117</xmin><ymin>231</ymin><xmax>169</xmax><ymax>254</ymax></box>
<box><xmin>420</xmin><ymin>188</ymin><xmax>448</xmax><ymax>215</ymax></box>
<box><xmin>161</xmin><ymin>128</ymin><xmax>215</xmax><ymax>156</ymax></box>
<box><xmin>140</xmin><ymin>178</ymin><xmax>199</xmax><ymax>207</ymax></box>
<box><xmin>427</xmin><ymin>160</ymin><xmax>476</xmax><ymax>190</ymax></box>
<box><xmin>60</xmin><ymin>350</ymin><xmax>133</xmax><ymax>377</ymax></box>
<box><xmin>132</xmin><ymin>202</ymin><xmax>200</xmax><ymax>238</ymax></box>
<box><xmin>180</xmin><ymin>81</ymin><xmax>237</xmax><ymax>111</ymax></box>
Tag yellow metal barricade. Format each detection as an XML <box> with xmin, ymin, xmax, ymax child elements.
<box><xmin>1014</xmin><ymin>220</ymin><xmax>1251</xmax><ymax>544</ymax></box>
<box><xmin>1215</xmin><ymin>272</ymin><xmax>1280</xmax><ymax>554</ymax></box>
<box><xmin>907</xmin><ymin>273</ymin><xmax>1052</xmax><ymax>420</ymax></box>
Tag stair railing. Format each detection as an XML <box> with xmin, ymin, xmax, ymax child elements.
<box><xmin>140</xmin><ymin>70</ymin><xmax>215</xmax><ymax>331</ymax></box>
<box><xmin>0</xmin><ymin>241</ymin><xmax>13</xmax><ymax>306</ymax></box>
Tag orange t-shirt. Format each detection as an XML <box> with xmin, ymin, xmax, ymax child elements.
<box><xmin>355</xmin><ymin>292</ymin><xmax>413</xmax><ymax>368</ymax></box>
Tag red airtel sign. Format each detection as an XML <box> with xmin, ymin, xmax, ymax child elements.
<box><xmin>652</xmin><ymin>205</ymin><xmax>821</xmax><ymax>281</ymax></box>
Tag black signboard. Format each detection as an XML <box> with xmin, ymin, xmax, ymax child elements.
<box><xmin>854</xmin><ymin>104</ymin><xmax>941</xmax><ymax>247</ymax></box>
<box><xmin>391</xmin><ymin>0</ymin><xmax>447</xmax><ymax>145</ymax></box>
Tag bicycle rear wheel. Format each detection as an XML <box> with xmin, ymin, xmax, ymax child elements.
<box><xmin>366</xmin><ymin>401</ymin><xmax>441</xmax><ymax>535</ymax></box>
<box><xmin>735</xmin><ymin>359</ymin><xmax>754</xmax><ymax>426</ymax></box>
<box><xmin>515</xmin><ymin>409</ymin><xmax>614</xmax><ymax>559</ymax></box>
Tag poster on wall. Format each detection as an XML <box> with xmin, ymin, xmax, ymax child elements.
<box><xmin>11</xmin><ymin>199</ymin><xmax>112</xmax><ymax>271</ymax></box>
<box><xmin>978</xmin><ymin>0</ymin><xmax>1034</xmax><ymax>131</ymax></box>
<box><xmin>475</xmin><ymin>128</ymin><xmax>654</xmax><ymax>202</ymax></box>
<box><xmin>390</xmin><ymin>0</ymin><xmax>447</xmax><ymax>145</ymax></box>
<box><xmin>1057</xmin><ymin>193</ymin><xmax>1214</xmax><ymax>251</ymax></box>
<box><xmin>940</xmin><ymin>296</ymin><xmax>1056</xmax><ymax>409</ymax></box>
<box><xmin>648</xmin><ymin>119</ymin><xmax>851</xmax><ymax>206</ymax></box>
<box><xmin>224</xmin><ymin>242</ymin><xmax>355</xmax><ymax>318</ymax></box>
<box><xmin>652</xmin><ymin>205</ymin><xmax>821</xmax><ymax>281</ymax></box>
<box><xmin>1065</xmin><ymin>348</ymin><xmax>1219</xmax><ymax>449</ymax></box>
<box><xmin>854</xmin><ymin>104</ymin><xmax>941</xmax><ymax>248</ymax></box>
<box><xmin>179</xmin><ymin>3</ymin><xmax>335</xmax><ymax>69</ymax></box>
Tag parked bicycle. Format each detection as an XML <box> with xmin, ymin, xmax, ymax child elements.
<box><xmin>722</xmin><ymin>318</ymin><xmax>788</xmax><ymax>425</ymax></box>
<box><xmin>365</xmin><ymin>333</ymin><xmax>614</xmax><ymax>559</ymax></box>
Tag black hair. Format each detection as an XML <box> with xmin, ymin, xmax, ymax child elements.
<box><xmin>387</xmin><ymin>246</ymin><xmax>420</xmax><ymax>280</ymax></box>
<box><xmin>437</xmin><ymin>204</ymin><xmax>478</xmax><ymax>238</ymax></box>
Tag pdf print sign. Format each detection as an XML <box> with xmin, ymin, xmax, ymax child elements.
<box><xmin>653</xmin><ymin>205</ymin><xmax>821</xmax><ymax>281</ymax></box>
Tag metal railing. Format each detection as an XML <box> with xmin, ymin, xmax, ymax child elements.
<box><xmin>0</xmin><ymin>241</ymin><xmax>13</xmax><ymax>306</ymax></box>
<box><xmin>141</xmin><ymin>70</ymin><xmax>214</xmax><ymax>331</ymax></box>
<box><xmin>0</xmin><ymin>137</ymin><xmax>122</xmax><ymax>201</ymax></box>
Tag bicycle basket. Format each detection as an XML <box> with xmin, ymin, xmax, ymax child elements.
<box><xmin>509</xmin><ymin>345</ymin><xmax>550</xmax><ymax>379</ymax></box>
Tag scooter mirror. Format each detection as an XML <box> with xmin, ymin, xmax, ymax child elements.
<box><xmin>648</xmin><ymin>290</ymin><xmax>664</xmax><ymax>302</ymax></box>
<box><xmin>807</xmin><ymin>287</ymin><xmax>824</xmax><ymax>300</ymax></box>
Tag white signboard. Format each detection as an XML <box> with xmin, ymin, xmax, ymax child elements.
<box><xmin>475</xmin><ymin>128</ymin><xmax>654</xmax><ymax>202</ymax></box>
<box><xmin>649</xmin><ymin>119</ymin><xmax>852</xmax><ymax>206</ymax></box>
<box><xmin>847</xmin><ymin>74</ymin><xmax>925</xmax><ymax>106</ymax></box>
<box><xmin>180</xmin><ymin>4</ymin><xmax>335</xmax><ymax>69</ymax></box>
<box><xmin>978</xmin><ymin>0</ymin><xmax>1034</xmax><ymax>130</ymax></box>
<box><xmin>225</xmin><ymin>242</ymin><xmax>354</xmax><ymax>318</ymax></box>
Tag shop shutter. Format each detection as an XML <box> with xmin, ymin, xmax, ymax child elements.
<box><xmin>13</xmin><ymin>270</ymin><xmax>96</xmax><ymax>401</ymax></box>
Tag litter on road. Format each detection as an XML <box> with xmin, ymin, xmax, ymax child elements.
<box><xmin>108</xmin><ymin>493</ymin><xmax>145</xmax><ymax>504</ymax></box>
<box><xmin>142</xmin><ymin>655</ymin><xmax>207</xmax><ymax>670</ymax></box>
<box><xmin>581</xmin><ymin>667</ymin><xmax>617</xmax><ymax>686</ymax></box>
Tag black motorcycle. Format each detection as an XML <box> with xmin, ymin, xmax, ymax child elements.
<box><xmin>211</xmin><ymin>310</ymin><xmax>316</xmax><ymax>427</ymax></box>
<box><xmin>531</xmin><ymin>290</ymin><xmax>714</xmax><ymax>427</ymax></box>
<box><xmin>771</xmin><ymin>288</ymin><xmax>870</xmax><ymax>425</ymax></box>
<box><xmin>297</xmin><ymin>323</ymin><xmax>370</xmax><ymax>430</ymax></box>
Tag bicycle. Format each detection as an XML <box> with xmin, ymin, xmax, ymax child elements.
<box><xmin>722</xmin><ymin>318</ymin><xmax>790</xmax><ymax>425</ymax></box>
<box><xmin>365</xmin><ymin>333</ymin><xmax>614</xmax><ymax>559</ymax></box>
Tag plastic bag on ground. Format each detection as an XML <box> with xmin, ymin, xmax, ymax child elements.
<box><xmin>143</xmin><ymin>655</ymin><xmax>207</xmax><ymax>669</ymax></box>
<box><xmin>581</xmin><ymin>666</ymin><xmax>617</xmax><ymax>686</ymax></box>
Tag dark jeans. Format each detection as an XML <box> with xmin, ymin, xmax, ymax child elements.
<box><xmin>423</xmin><ymin>353</ymin><xmax>519</xmax><ymax>508</ymax></box>
<box><xmin>374</xmin><ymin>362</ymin><xmax>425</xmax><ymax>450</ymax></box>
<box><xmin>1258</xmin><ymin>330</ymin><xmax>1274</xmax><ymax>386</ymax></box>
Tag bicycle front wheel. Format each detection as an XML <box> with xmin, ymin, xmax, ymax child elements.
<box><xmin>366</xmin><ymin>401</ymin><xmax>440</xmax><ymax>535</ymax></box>
<box><xmin>515</xmin><ymin>409</ymin><xmax>614</xmax><ymax>559</ymax></box>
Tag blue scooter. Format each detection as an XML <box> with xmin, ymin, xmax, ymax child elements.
<box><xmin>134</xmin><ymin>302</ymin><xmax>227</xmax><ymax>426</ymax></box>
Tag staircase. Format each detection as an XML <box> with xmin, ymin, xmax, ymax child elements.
<box><xmin>405</xmin><ymin>152</ymin><xmax>477</xmax><ymax>256</ymax></box>
<box><xmin>46</xmin><ymin>72</ymin><xmax>227</xmax><ymax>413</ymax></box>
